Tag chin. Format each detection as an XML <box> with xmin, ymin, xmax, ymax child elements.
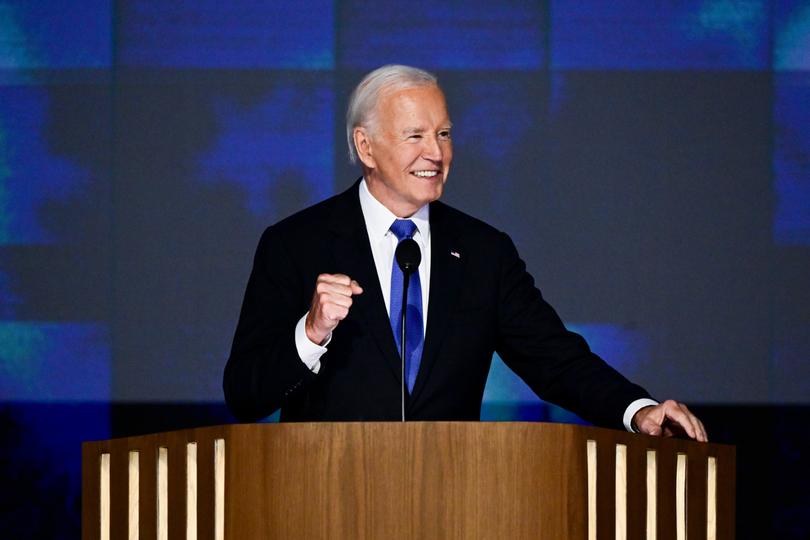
<box><xmin>421</xmin><ymin>187</ymin><xmax>443</xmax><ymax>205</ymax></box>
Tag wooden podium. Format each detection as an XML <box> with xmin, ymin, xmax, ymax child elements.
<box><xmin>82</xmin><ymin>422</ymin><xmax>734</xmax><ymax>539</ymax></box>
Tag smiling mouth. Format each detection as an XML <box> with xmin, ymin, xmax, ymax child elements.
<box><xmin>411</xmin><ymin>170</ymin><xmax>439</xmax><ymax>178</ymax></box>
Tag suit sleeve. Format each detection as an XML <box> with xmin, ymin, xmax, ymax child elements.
<box><xmin>223</xmin><ymin>226</ymin><xmax>317</xmax><ymax>422</ymax></box>
<box><xmin>494</xmin><ymin>232</ymin><xmax>652</xmax><ymax>429</ymax></box>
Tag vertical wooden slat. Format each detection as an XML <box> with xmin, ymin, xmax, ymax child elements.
<box><xmin>111</xmin><ymin>442</ymin><xmax>130</xmax><ymax>540</ymax></box>
<box><xmin>214</xmin><ymin>439</ymin><xmax>225</xmax><ymax>540</ymax></box>
<box><xmin>157</xmin><ymin>447</ymin><xmax>168</xmax><ymax>540</ymax></box>
<box><xmin>615</xmin><ymin>444</ymin><xmax>627</xmax><ymax>540</ymax></box>
<box><xmin>656</xmin><ymin>445</ymin><xmax>677</xmax><ymax>540</ymax></box>
<box><xmin>716</xmin><ymin>447</ymin><xmax>736</xmax><ymax>539</ymax></box>
<box><xmin>139</xmin><ymin>442</ymin><xmax>157</xmax><ymax>540</ymax></box>
<box><xmin>187</xmin><ymin>443</ymin><xmax>198</xmax><ymax>540</ymax></box>
<box><xmin>129</xmin><ymin>451</ymin><xmax>139</xmax><ymax>540</ymax></box>
<box><xmin>646</xmin><ymin>450</ymin><xmax>657</xmax><ymax>540</ymax></box>
<box><xmin>626</xmin><ymin>441</ymin><xmax>648</xmax><ymax>540</ymax></box>
<box><xmin>597</xmin><ymin>434</ymin><xmax>617</xmax><ymax>539</ymax></box>
<box><xmin>687</xmin><ymin>448</ymin><xmax>707</xmax><ymax>540</ymax></box>
<box><xmin>707</xmin><ymin>457</ymin><xmax>717</xmax><ymax>540</ymax></box>
<box><xmin>676</xmin><ymin>454</ymin><xmax>687</xmax><ymax>540</ymax></box>
<box><xmin>100</xmin><ymin>453</ymin><xmax>110</xmax><ymax>540</ymax></box>
<box><xmin>587</xmin><ymin>439</ymin><xmax>597</xmax><ymax>540</ymax></box>
<box><xmin>196</xmin><ymin>434</ymin><xmax>215</xmax><ymax>540</ymax></box>
<box><xmin>169</xmin><ymin>434</ymin><xmax>188</xmax><ymax>540</ymax></box>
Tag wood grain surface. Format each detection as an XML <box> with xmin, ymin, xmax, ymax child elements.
<box><xmin>82</xmin><ymin>422</ymin><xmax>735</xmax><ymax>540</ymax></box>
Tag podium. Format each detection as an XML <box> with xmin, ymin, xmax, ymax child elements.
<box><xmin>82</xmin><ymin>422</ymin><xmax>734</xmax><ymax>539</ymax></box>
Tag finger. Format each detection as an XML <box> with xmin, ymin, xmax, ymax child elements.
<box><xmin>665</xmin><ymin>411</ymin><xmax>696</xmax><ymax>439</ymax></box>
<box><xmin>318</xmin><ymin>273</ymin><xmax>352</xmax><ymax>286</ymax></box>
<box><xmin>695</xmin><ymin>417</ymin><xmax>708</xmax><ymax>442</ymax></box>
<box><xmin>350</xmin><ymin>279</ymin><xmax>363</xmax><ymax>295</ymax></box>
<box><xmin>317</xmin><ymin>281</ymin><xmax>357</xmax><ymax>298</ymax></box>
<box><xmin>318</xmin><ymin>292</ymin><xmax>353</xmax><ymax>310</ymax></box>
<box><xmin>662</xmin><ymin>401</ymin><xmax>698</xmax><ymax>440</ymax></box>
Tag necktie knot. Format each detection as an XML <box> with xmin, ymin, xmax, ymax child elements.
<box><xmin>390</xmin><ymin>219</ymin><xmax>417</xmax><ymax>241</ymax></box>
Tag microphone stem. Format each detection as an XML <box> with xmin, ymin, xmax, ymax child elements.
<box><xmin>400</xmin><ymin>268</ymin><xmax>410</xmax><ymax>422</ymax></box>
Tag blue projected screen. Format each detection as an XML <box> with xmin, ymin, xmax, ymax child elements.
<box><xmin>775</xmin><ymin>0</ymin><xmax>810</xmax><ymax>70</ymax></box>
<box><xmin>0</xmin><ymin>0</ymin><xmax>110</xmax><ymax>69</ymax></box>
<box><xmin>551</xmin><ymin>0</ymin><xmax>769</xmax><ymax>69</ymax></box>
<box><xmin>0</xmin><ymin>0</ymin><xmax>808</xmax><ymax>417</ymax></box>
<box><xmin>118</xmin><ymin>1</ymin><xmax>334</xmax><ymax>68</ymax></box>
<box><xmin>339</xmin><ymin>0</ymin><xmax>546</xmax><ymax>70</ymax></box>
<box><xmin>196</xmin><ymin>84</ymin><xmax>335</xmax><ymax>217</ymax></box>
<box><xmin>774</xmin><ymin>72</ymin><xmax>810</xmax><ymax>246</ymax></box>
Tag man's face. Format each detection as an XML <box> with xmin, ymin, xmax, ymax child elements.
<box><xmin>358</xmin><ymin>84</ymin><xmax>453</xmax><ymax>217</ymax></box>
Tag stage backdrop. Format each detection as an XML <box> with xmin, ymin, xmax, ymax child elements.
<box><xmin>1</xmin><ymin>1</ymin><xmax>808</xmax><ymax>538</ymax></box>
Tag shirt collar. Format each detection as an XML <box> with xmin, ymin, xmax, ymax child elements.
<box><xmin>358</xmin><ymin>179</ymin><xmax>430</xmax><ymax>241</ymax></box>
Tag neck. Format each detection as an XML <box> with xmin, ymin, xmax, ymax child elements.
<box><xmin>364</xmin><ymin>176</ymin><xmax>419</xmax><ymax>218</ymax></box>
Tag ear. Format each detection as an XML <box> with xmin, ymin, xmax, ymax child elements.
<box><xmin>353</xmin><ymin>127</ymin><xmax>376</xmax><ymax>169</ymax></box>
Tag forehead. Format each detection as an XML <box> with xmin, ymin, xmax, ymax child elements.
<box><xmin>376</xmin><ymin>85</ymin><xmax>450</xmax><ymax>127</ymax></box>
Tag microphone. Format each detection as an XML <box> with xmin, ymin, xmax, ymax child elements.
<box><xmin>394</xmin><ymin>238</ymin><xmax>421</xmax><ymax>422</ymax></box>
<box><xmin>395</xmin><ymin>238</ymin><xmax>421</xmax><ymax>274</ymax></box>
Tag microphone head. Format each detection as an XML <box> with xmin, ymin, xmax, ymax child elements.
<box><xmin>395</xmin><ymin>238</ymin><xmax>421</xmax><ymax>274</ymax></box>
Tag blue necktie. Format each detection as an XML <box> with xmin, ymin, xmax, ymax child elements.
<box><xmin>389</xmin><ymin>219</ymin><xmax>424</xmax><ymax>393</ymax></box>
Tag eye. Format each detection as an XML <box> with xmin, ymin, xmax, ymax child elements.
<box><xmin>408</xmin><ymin>134</ymin><xmax>422</xmax><ymax>140</ymax></box>
<box><xmin>438</xmin><ymin>130</ymin><xmax>451</xmax><ymax>140</ymax></box>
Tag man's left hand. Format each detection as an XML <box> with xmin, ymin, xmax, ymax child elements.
<box><xmin>632</xmin><ymin>400</ymin><xmax>708</xmax><ymax>442</ymax></box>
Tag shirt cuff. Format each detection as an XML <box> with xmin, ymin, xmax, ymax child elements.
<box><xmin>623</xmin><ymin>398</ymin><xmax>659</xmax><ymax>432</ymax></box>
<box><xmin>294</xmin><ymin>313</ymin><xmax>330</xmax><ymax>374</ymax></box>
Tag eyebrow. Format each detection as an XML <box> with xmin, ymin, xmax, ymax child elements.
<box><xmin>401</xmin><ymin>123</ymin><xmax>453</xmax><ymax>135</ymax></box>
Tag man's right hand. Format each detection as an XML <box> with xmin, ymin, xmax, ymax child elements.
<box><xmin>305</xmin><ymin>274</ymin><xmax>363</xmax><ymax>345</ymax></box>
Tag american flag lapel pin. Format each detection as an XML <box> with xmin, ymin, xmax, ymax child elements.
<box><xmin>450</xmin><ymin>250</ymin><xmax>461</xmax><ymax>259</ymax></box>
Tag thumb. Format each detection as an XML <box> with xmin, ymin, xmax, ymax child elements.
<box><xmin>350</xmin><ymin>280</ymin><xmax>363</xmax><ymax>294</ymax></box>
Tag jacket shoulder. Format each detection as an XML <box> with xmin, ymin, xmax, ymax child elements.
<box><xmin>431</xmin><ymin>200</ymin><xmax>508</xmax><ymax>243</ymax></box>
<box><xmin>261</xmin><ymin>183</ymin><xmax>357</xmax><ymax>242</ymax></box>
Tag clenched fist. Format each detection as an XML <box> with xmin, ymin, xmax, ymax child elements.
<box><xmin>305</xmin><ymin>273</ymin><xmax>363</xmax><ymax>345</ymax></box>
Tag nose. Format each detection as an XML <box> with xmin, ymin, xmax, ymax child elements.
<box><xmin>421</xmin><ymin>134</ymin><xmax>443</xmax><ymax>162</ymax></box>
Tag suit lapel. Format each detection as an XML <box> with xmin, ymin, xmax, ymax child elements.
<box><xmin>410</xmin><ymin>202</ymin><xmax>465</xmax><ymax>403</ymax></box>
<box><xmin>328</xmin><ymin>181</ymin><xmax>403</xmax><ymax>383</ymax></box>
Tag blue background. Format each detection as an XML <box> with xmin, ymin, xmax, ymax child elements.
<box><xmin>1</xmin><ymin>1</ymin><xmax>808</xmax><ymax>537</ymax></box>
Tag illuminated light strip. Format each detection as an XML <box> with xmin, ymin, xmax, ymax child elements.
<box><xmin>676</xmin><ymin>454</ymin><xmax>687</xmax><ymax>540</ymax></box>
<box><xmin>187</xmin><ymin>443</ymin><xmax>197</xmax><ymax>540</ymax></box>
<box><xmin>646</xmin><ymin>450</ymin><xmax>657</xmax><ymax>540</ymax></box>
<box><xmin>707</xmin><ymin>457</ymin><xmax>717</xmax><ymax>540</ymax></box>
<box><xmin>215</xmin><ymin>439</ymin><xmax>225</xmax><ymax>540</ymax></box>
<box><xmin>100</xmin><ymin>453</ymin><xmax>110</xmax><ymax>540</ymax></box>
<box><xmin>615</xmin><ymin>444</ymin><xmax>627</xmax><ymax>540</ymax></box>
<box><xmin>129</xmin><ymin>451</ymin><xmax>139</xmax><ymax>540</ymax></box>
<box><xmin>158</xmin><ymin>447</ymin><xmax>168</xmax><ymax>540</ymax></box>
<box><xmin>587</xmin><ymin>439</ymin><xmax>597</xmax><ymax>540</ymax></box>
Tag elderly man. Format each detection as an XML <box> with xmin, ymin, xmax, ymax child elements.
<box><xmin>224</xmin><ymin>65</ymin><xmax>706</xmax><ymax>441</ymax></box>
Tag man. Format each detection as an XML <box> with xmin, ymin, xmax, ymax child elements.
<box><xmin>224</xmin><ymin>65</ymin><xmax>707</xmax><ymax>441</ymax></box>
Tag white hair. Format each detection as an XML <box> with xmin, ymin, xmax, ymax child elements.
<box><xmin>346</xmin><ymin>64</ymin><xmax>438</xmax><ymax>164</ymax></box>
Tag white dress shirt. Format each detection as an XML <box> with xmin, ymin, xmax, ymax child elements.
<box><xmin>293</xmin><ymin>179</ymin><xmax>656</xmax><ymax>431</ymax></box>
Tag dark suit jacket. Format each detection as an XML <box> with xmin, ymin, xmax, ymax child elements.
<box><xmin>224</xmin><ymin>181</ymin><xmax>651</xmax><ymax>427</ymax></box>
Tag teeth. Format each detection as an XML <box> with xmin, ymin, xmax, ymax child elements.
<box><xmin>413</xmin><ymin>171</ymin><xmax>438</xmax><ymax>177</ymax></box>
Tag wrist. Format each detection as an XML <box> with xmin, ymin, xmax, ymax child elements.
<box><xmin>304</xmin><ymin>318</ymin><xmax>328</xmax><ymax>346</ymax></box>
